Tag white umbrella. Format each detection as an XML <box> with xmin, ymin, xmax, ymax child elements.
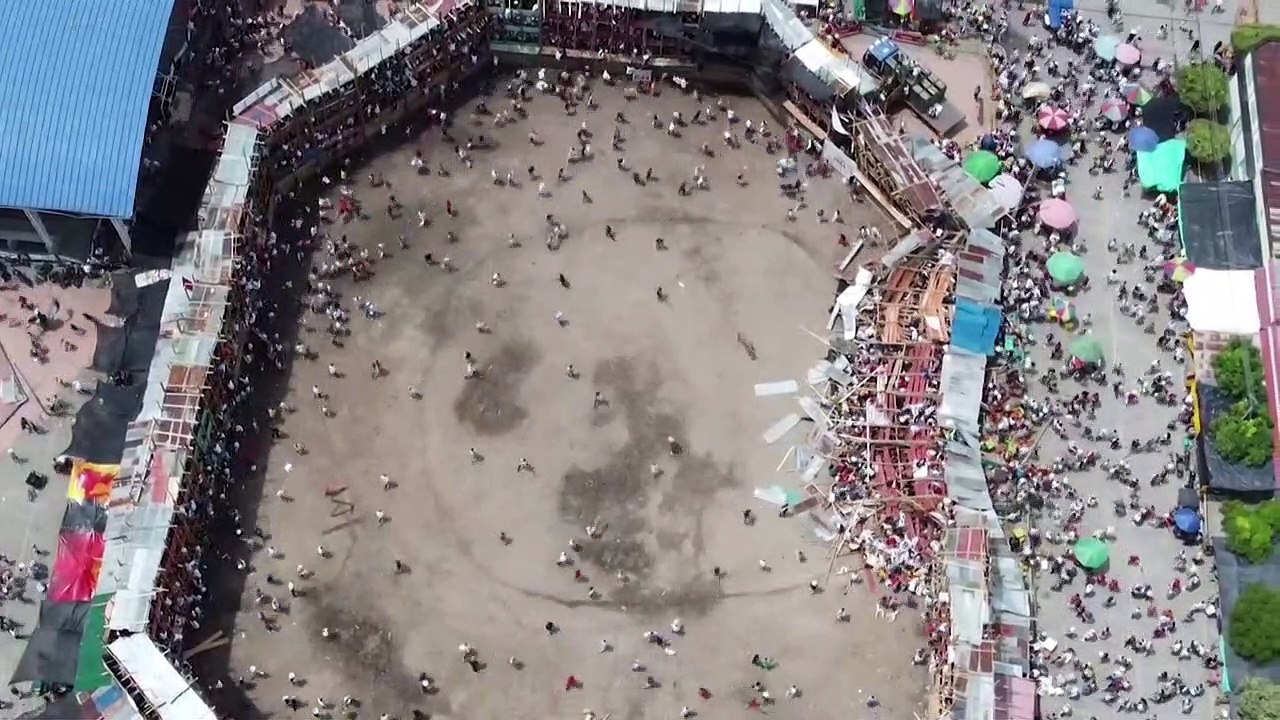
<box><xmin>988</xmin><ymin>174</ymin><xmax>1024</xmax><ymax>211</ymax></box>
<box><xmin>1021</xmin><ymin>81</ymin><xmax>1052</xmax><ymax>100</ymax></box>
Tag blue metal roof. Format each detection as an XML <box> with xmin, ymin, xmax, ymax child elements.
<box><xmin>0</xmin><ymin>0</ymin><xmax>177</xmax><ymax>218</ymax></box>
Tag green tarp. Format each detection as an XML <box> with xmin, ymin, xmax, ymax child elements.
<box><xmin>73</xmin><ymin>595</ymin><xmax>112</xmax><ymax>692</ymax></box>
<box><xmin>1136</xmin><ymin>139</ymin><xmax>1186</xmax><ymax>194</ymax></box>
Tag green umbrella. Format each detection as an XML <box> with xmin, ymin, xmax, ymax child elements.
<box><xmin>1069</xmin><ymin>336</ymin><xmax>1106</xmax><ymax>365</ymax></box>
<box><xmin>963</xmin><ymin>150</ymin><xmax>1002</xmax><ymax>184</ymax></box>
<box><xmin>1045</xmin><ymin>251</ymin><xmax>1086</xmax><ymax>285</ymax></box>
<box><xmin>1073</xmin><ymin>537</ymin><xmax>1110</xmax><ymax>570</ymax></box>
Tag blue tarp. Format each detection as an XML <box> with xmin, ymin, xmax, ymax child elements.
<box><xmin>0</xmin><ymin>0</ymin><xmax>177</xmax><ymax>217</ymax></box>
<box><xmin>1047</xmin><ymin>0</ymin><xmax>1074</xmax><ymax>29</ymax></box>
<box><xmin>952</xmin><ymin>299</ymin><xmax>1003</xmax><ymax>356</ymax></box>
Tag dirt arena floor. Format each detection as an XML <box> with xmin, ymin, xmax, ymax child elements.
<box><xmin>221</xmin><ymin>78</ymin><xmax>925</xmax><ymax>719</ymax></box>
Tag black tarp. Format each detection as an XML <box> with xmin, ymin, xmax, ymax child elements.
<box><xmin>69</xmin><ymin>273</ymin><xmax>167</xmax><ymax>463</ymax></box>
<box><xmin>335</xmin><ymin>0</ymin><xmax>385</xmax><ymax>39</ymax></box>
<box><xmin>1180</xmin><ymin>181</ymin><xmax>1262</xmax><ymax>270</ymax></box>
<box><xmin>1215</xmin><ymin>537</ymin><xmax>1280</xmax><ymax>688</ymax></box>
<box><xmin>10</xmin><ymin>602</ymin><xmax>91</xmax><ymax>686</ymax></box>
<box><xmin>60</xmin><ymin>501</ymin><xmax>108</xmax><ymax>535</ymax></box>
<box><xmin>1198</xmin><ymin>383</ymin><xmax>1277</xmax><ymax>494</ymax></box>
<box><xmin>1140</xmin><ymin>95</ymin><xmax>1189</xmax><ymax>141</ymax></box>
<box><xmin>283</xmin><ymin>4</ymin><xmax>355</xmax><ymax>67</ymax></box>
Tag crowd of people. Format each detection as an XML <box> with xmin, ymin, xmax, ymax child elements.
<box><xmin>938</xmin><ymin>2</ymin><xmax>1222</xmax><ymax>717</ymax></box>
<box><xmin>2</xmin><ymin>0</ymin><xmax>1244</xmax><ymax>717</ymax></box>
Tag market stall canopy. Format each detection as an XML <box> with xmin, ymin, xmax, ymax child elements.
<box><xmin>1073</xmin><ymin>537</ymin><xmax>1109</xmax><ymax>569</ymax></box>
<box><xmin>1115</xmin><ymin>43</ymin><xmax>1141</xmax><ymax>66</ymax></box>
<box><xmin>1093</xmin><ymin>34</ymin><xmax>1121</xmax><ymax>61</ymax></box>
<box><xmin>1178</xmin><ymin>180</ymin><xmax>1262</xmax><ymax>270</ymax></box>
<box><xmin>1099</xmin><ymin>97</ymin><xmax>1128</xmax><ymax>123</ymax></box>
<box><xmin>1038</xmin><ymin>198</ymin><xmax>1078</xmax><ymax>229</ymax></box>
<box><xmin>1135</xmin><ymin>139</ymin><xmax>1185</xmax><ymax>194</ymax></box>
<box><xmin>987</xmin><ymin>174</ymin><xmax>1023</xmax><ymax>210</ymax></box>
<box><xmin>963</xmin><ymin>150</ymin><xmax>1002</xmax><ymax>184</ymax></box>
<box><xmin>1069</xmin><ymin>336</ymin><xmax>1105</xmax><ymax>364</ymax></box>
<box><xmin>1037</xmin><ymin>105</ymin><xmax>1071</xmax><ymax>132</ymax></box>
<box><xmin>1046</xmin><ymin>250</ymin><xmax>1086</xmax><ymax>284</ymax></box>
<box><xmin>1026</xmin><ymin>138</ymin><xmax>1062</xmax><ymax>168</ymax></box>
<box><xmin>1129</xmin><ymin>125</ymin><xmax>1159</xmax><ymax>152</ymax></box>
<box><xmin>1182</xmin><ymin>269</ymin><xmax>1261</xmax><ymax>335</ymax></box>
<box><xmin>1022</xmin><ymin>81</ymin><xmax>1052</xmax><ymax>100</ymax></box>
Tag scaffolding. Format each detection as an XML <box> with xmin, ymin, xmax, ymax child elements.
<box><xmin>848</xmin><ymin>105</ymin><xmax>942</xmax><ymax>225</ymax></box>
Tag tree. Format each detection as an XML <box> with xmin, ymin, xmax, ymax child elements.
<box><xmin>1226</xmin><ymin>502</ymin><xmax>1277</xmax><ymax>562</ymax></box>
<box><xmin>1242</xmin><ymin>678</ymin><xmax>1280</xmax><ymax>720</ymax></box>
<box><xmin>1215</xmin><ymin>340</ymin><xmax>1267</xmax><ymax>404</ymax></box>
<box><xmin>1233</xmin><ymin>24</ymin><xmax>1280</xmax><ymax>55</ymax></box>
<box><xmin>1177</xmin><ymin>61</ymin><xmax>1230</xmax><ymax>116</ymax></box>
<box><xmin>1213</xmin><ymin>407</ymin><xmax>1275</xmax><ymax>467</ymax></box>
<box><xmin>1210</xmin><ymin>339</ymin><xmax>1276</xmax><ymax>466</ymax></box>
<box><xmin>1232</xmin><ymin>584</ymin><xmax>1280</xmax><ymax>663</ymax></box>
<box><xmin>1186</xmin><ymin>119</ymin><xmax>1232</xmax><ymax>164</ymax></box>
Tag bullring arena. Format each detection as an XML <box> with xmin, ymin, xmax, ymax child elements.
<box><xmin>1</xmin><ymin>1</ymin><xmax>1031</xmax><ymax>719</ymax></box>
<box><xmin>224</xmin><ymin>81</ymin><xmax>924</xmax><ymax>718</ymax></box>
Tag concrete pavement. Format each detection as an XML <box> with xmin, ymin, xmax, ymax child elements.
<box><xmin>996</xmin><ymin>10</ymin><xmax>1228</xmax><ymax>717</ymax></box>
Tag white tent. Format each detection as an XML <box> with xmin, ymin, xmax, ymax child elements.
<box><xmin>1182</xmin><ymin>269</ymin><xmax>1261</xmax><ymax>335</ymax></box>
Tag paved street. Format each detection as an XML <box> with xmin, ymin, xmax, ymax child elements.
<box><xmin>993</xmin><ymin>5</ymin><xmax>1236</xmax><ymax>716</ymax></box>
<box><xmin>0</xmin><ymin>281</ymin><xmax>109</xmax><ymax>716</ymax></box>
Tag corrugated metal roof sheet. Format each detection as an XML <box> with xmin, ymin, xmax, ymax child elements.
<box><xmin>0</xmin><ymin>0</ymin><xmax>177</xmax><ymax>217</ymax></box>
<box><xmin>1254</xmin><ymin>43</ymin><xmax>1280</xmax><ymax>257</ymax></box>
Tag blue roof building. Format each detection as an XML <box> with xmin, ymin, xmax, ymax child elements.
<box><xmin>0</xmin><ymin>0</ymin><xmax>177</xmax><ymax>244</ymax></box>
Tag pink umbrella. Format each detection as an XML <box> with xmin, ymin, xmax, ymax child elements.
<box><xmin>1115</xmin><ymin>43</ymin><xmax>1141</xmax><ymax>65</ymax></box>
<box><xmin>1037</xmin><ymin>105</ymin><xmax>1071</xmax><ymax>132</ymax></box>
<box><xmin>1039</xmin><ymin>198</ymin><xmax>1078</xmax><ymax>229</ymax></box>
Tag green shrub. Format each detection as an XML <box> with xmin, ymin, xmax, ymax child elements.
<box><xmin>1226</xmin><ymin>501</ymin><xmax>1277</xmax><ymax>562</ymax></box>
<box><xmin>1216</xmin><ymin>341</ymin><xmax>1268</xmax><ymax>403</ymax></box>
<box><xmin>1231</xmin><ymin>584</ymin><xmax>1280</xmax><ymax>663</ymax></box>
<box><xmin>1210</xmin><ymin>339</ymin><xmax>1275</xmax><ymax>466</ymax></box>
<box><xmin>1176</xmin><ymin>61</ymin><xmax>1230</xmax><ymax>116</ymax></box>
<box><xmin>1232</xmin><ymin>24</ymin><xmax>1280</xmax><ymax>55</ymax></box>
<box><xmin>1242</xmin><ymin>677</ymin><xmax>1280</xmax><ymax>720</ymax></box>
<box><xmin>1186</xmin><ymin>119</ymin><xmax>1232</xmax><ymax>164</ymax></box>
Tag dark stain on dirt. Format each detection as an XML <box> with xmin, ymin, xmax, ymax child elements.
<box><xmin>307</xmin><ymin>585</ymin><xmax>453</xmax><ymax>716</ymax></box>
<box><xmin>452</xmin><ymin>338</ymin><xmax>538</xmax><ymax>435</ymax></box>
<box><xmin>559</xmin><ymin>356</ymin><xmax>737</xmax><ymax>617</ymax></box>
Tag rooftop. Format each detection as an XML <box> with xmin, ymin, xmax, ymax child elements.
<box><xmin>0</xmin><ymin>0</ymin><xmax>176</xmax><ymax>218</ymax></box>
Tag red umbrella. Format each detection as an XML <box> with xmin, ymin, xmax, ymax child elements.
<box><xmin>1037</xmin><ymin>106</ymin><xmax>1071</xmax><ymax>132</ymax></box>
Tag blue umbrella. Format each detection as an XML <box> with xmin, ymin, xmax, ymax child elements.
<box><xmin>1026</xmin><ymin>139</ymin><xmax>1062</xmax><ymax>169</ymax></box>
<box><xmin>1173</xmin><ymin>507</ymin><xmax>1201</xmax><ymax>535</ymax></box>
<box><xmin>1129</xmin><ymin>126</ymin><xmax>1159</xmax><ymax>153</ymax></box>
<box><xmin>1093</xmin><ymin>34</ymin><xmax>1122</xmax><ymax>61</ymax></box>
<box><xmin>980</xmin><ymin>134</ymin><xmax>999</xmax><ymax>151</ymax></box>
